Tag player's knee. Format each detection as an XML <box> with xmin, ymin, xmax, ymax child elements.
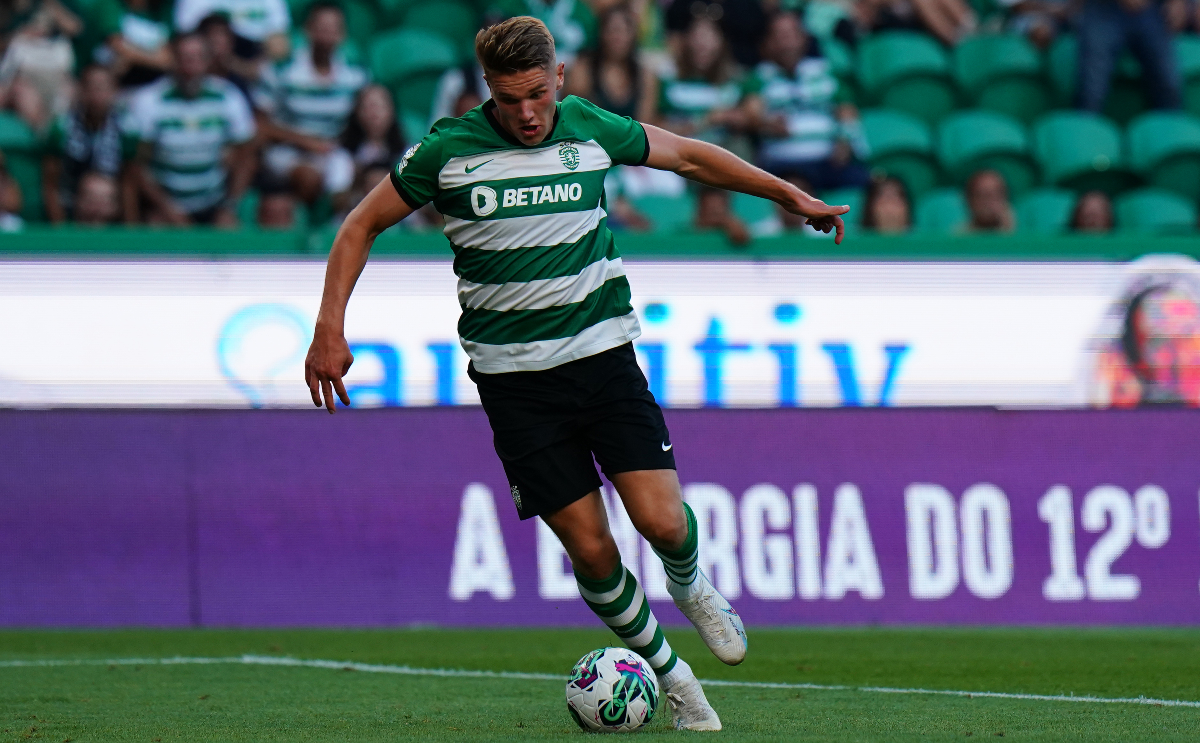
<box><xmin>569</xmin><ymin>538</ymin><xmax>620</xmax><ymax>581</ymax></box>
<box><xmin>639</xmin><ymin>517</ymin><xmax>687</xmax><ymax>552</ymax></box>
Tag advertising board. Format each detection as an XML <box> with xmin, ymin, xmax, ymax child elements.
<box><xmin>2</xmin><ymin>408</ymin><xmax>1196</xmax><ymax>627</ymax></box>
<box><xmin>5</xmin><ymin>257</ymin><xmax>1199</xmax><ymax>408</ymax></box>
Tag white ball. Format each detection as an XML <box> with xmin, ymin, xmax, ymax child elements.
<box><xmin>565</xmin><ymin>647</ymin><xmax>660</xmax><ymax>733</ymax></box>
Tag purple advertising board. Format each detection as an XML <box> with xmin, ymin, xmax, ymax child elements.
<box><xmin>1</xmin><ymin>409</ymin><xmax>1197</xmax><ymax>627</ymax></box>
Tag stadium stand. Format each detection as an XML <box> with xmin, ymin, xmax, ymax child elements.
<box><xmin>3</xmin><ymin>0</ymin><xmax>1200</xmax><ymax>242</ymax></box>
<box><xmin>857</xmin><ymin>31</ymin><xmax>955</xmax><ymax>126</ymax></box>
<box><xmin>860</xmin><ymin>109</ymin><xmax>939</xmax><ymax>199</ymax></box>
<box><xmin>936</xmin><ymin>110</ymin><xmax>1035</xmax><ymax>196</ymax></box>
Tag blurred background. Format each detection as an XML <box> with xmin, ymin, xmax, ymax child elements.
<box><xmin>2</xmin><ymin>0</ymin><xmax>1200</xmax><ymax>630</ymax></box>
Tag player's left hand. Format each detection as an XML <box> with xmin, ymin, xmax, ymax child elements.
<box><xmin>784</xmin><ymin>197</ymin><xmax>850</xmax><ymax>244</ymax></box>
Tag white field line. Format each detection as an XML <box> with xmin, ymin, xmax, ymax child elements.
<box><xmin>1</xmin><ymin>655</ymin><xmax>1198</xmax><ymax>710</ymax></box>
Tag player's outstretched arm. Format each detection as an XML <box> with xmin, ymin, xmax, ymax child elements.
<box><xmin>641</xmin><ymin>123</ymin><xmax>850</xmax><ymax>244</ymax></box>
<box><xmin>305</xmin><ymin>176</ymin><xmax>414</xmax><ymax>413</ymax></box>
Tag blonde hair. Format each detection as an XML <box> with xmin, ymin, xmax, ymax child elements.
<box><xmin>475</xmin><ymin>16</ymin><xmax>556</xmax><ymax>75</ymax></box>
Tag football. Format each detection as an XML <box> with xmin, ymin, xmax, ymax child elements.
<box><xmin>565</xmin><ymin>647</ymin><xmax>660</xmax><ymax>733</ymax></box>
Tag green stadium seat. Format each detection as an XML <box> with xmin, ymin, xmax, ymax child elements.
<box><xmin>1015</xmin><ymin>188</ymin><xmax>1076</xmax><ymax>234</ymax></box>
<box><xmin>822</xmin><ymin>37</ymin><xmax>858</xmax><ymax>104</ymax></box>
<box><xmin>1032</xmin><ymin>111</ymin><xmax>1134</xmax><ymax>194</ymax></box>
<box><xmin>369</xmin><ymin>29</ymin><xmax>459</xmax><ymax>119</ymax></box>
<box><xmin>857</xmin><ymin>32</ymin><xmax>955</xmax><ymax>126</ymax></box>
<box><xmin>401</xmin><ymin>1</ymin><xmax>480</xmax><ymax>57</ymax></box>
<box><xmin>914</xmin><ymin>187</ymin><xmax>968</xmax><ymax>234</ymax></box>
<box><xmin>1115</xmin><ymin>187</ymin><xmax>1197</xmax><ymax>234</ymax></box>
<box><xmin>377</xmin><ymin>0</ymin><xmax>420</xmax><ymax>27</ymax></box>
<box><xmin>860</xmin><ymin>109</ymin><xmax>939</xmax><ymax>198</ymax></box>
<box><xmin>1048</xmin><ymin>35</ymin><xmax>1146</xmax><ymax>124</ymax></box>
<box><xmin>631</xmin><ymin>194</ymin><xmax>695</xmax><ymax>233</ymax></box>
<box><xmin>732</xmin><ymin>192</ymin><xmax>776</xmax><ymax>228</ymax></box>
<box><xmin>0</xmin><ymin>112</ymin><xmax>42</xmax><ymax>221</ymax></box>
<box><xmin>401</xmin><ymin>109</ymin><xmax>430</xmax><ymax>145</ymax></box>
<box><xmin>937</xmin><ymin>110</ymin><xmax>1036</xmax><ymax>195</ymax></box>
<box><xmin>1175</xmin><ymin>36</ymin><xmax>1200</xmax><ymax>118</ymax></box>
<box><xmin>953</xmin><ymin>34</ymin><xmax>1050</xmax><ymax>123</ymax></box>
<box><xmin>1126</xmin><ymin>111</ymin><xmax>1200</xmax><ymax>201</ymax></box>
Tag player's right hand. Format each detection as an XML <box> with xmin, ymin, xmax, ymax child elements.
<box><xmin>304</xmin><ymin>326</ymin><xmax>354</xmax><ymax>414</ymax></box>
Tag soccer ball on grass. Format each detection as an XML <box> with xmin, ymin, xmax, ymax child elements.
<box><xmin>565</xmin><ymin>647</ymin><xmax>660</xmax><ymax>733</ymax></box>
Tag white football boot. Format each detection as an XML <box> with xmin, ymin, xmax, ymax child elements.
<box><xmin>669</xmin><ymin>569</ymin><xmax>748</xmax><ymax>665</ymax></box>
<box><xmin>660</xmin><ymin>660</ymin><xmax>722</xmax><ymax>732</ymax></box>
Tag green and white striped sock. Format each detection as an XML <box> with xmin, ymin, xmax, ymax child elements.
<box><xmin>653</xmin><ymin>502</ymin><xmax>700</xmax><ymax>589</ymax></box>
<box><xmin>576</xmin><ymin>562</ymin><xmax>679</xmax><ymax>676</ymax></box>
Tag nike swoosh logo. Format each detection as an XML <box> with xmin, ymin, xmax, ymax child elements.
<box><xmin>465</xmin><ymin>159</ymin><xmax>493</xmax><ymax>173</ymax></box>
<box><xmin>661</xmin><ymin>442</ymin><xmax>673</xmax><ymax>451</ymax></box>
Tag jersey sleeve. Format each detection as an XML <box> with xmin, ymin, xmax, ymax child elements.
<box><xmin>224</xmin><ymin>87</ymin><xmax>256</xmax><ymax>144</ymax></box>
<box><xmin>571</xmin><ymin>96</ymin><xmax>648</xmax><ymax>167</ymax></box>
<box><xmin>390</xmin><ymin>131</ymin><xmax>444</xmax><ymax>209</ymax></box>
<box><xmin>252</xmin><ymin>63</ymin><xmax>281</xmax><ymax>115</ymax></box>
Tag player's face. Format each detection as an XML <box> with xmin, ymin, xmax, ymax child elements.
<box><xmin>486</xmin><ymin>63</ymin><xmax>565</xmax><ymax>146</ymax></box>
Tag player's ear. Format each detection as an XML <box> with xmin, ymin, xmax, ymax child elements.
<box><xmin>554</xmin><ymin>61</ymin><xmax>564</xmax><ymax>90</ymax></box>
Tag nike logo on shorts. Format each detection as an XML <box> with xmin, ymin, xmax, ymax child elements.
<box><xmin>465</xmin><ymin>159</ymin><xmax>493</xmax><ymax>173</ymax></box>
<box><xmin>662</xmin><ymin>442</ymin><xmax>673</xmax><ymax>451</ymax></box>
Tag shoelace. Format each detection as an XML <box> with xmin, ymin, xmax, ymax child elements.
<box><xmin>691</xmin><ymin>588</ymin><xmax>728</xmax><ymax>638</ymax></box>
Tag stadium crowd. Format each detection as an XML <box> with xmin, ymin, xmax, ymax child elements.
<box><xmin>0</xmin><ymin>0</ymin><xmax>1198</xmax><ymax>237</ymax></box>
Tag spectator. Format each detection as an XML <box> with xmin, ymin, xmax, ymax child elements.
<box><xmin>257</xmin><ymin>189</ymin><xmax>296</xmax><ymax>228</ymax></box>
<box><xmin>255</xmin><ymin>2</ymin><xmax>366</xmax><ymax>205</ymax></box>
<box><xmin>42</xmin><ymin>65</ymin><xmax>123</xmax><ymax>224</ymax></box>
<box><xmin>198</xmin><ymin>12</ymin><xmax>257</xmax><ymax>97</ymax></box>
<box><xmin>836</xmin><ymin>0</ymin><xmax>976</xmax><ymax>47</ymax></box>
<box><xmin>0</xmin><ymin>151</ymin><xmax>24</xmax><ymax>231</ymax></box>
<box><xmin>1077</xmin><ymin>0</ymin><xmax>1183</xmax><ymax>113</ymax></box>
<box><xmin>1071</xmin><ymin>190</ymin><xmax>1115</xmax><ymax>232</ymax></box>
<box><xmin>656</xmin><ymin>16</ymin><xmax>746</xmax><ymax>145</ymax></box>
<box><xmin>0</xmin><ymin>0</ymin><xmax>82</xmax><ymax>129</ymax></box>
<box><xmin>494</xmin><ymin>0</ymin><xmax>596</xmax><ymax>67</ymax></box>
<box><xmin>862</xmin><ymin>176</ymin><xmax>910</xmax><ymax>233</ymax></box>
<box><xmin>431</xmin><ymin>63</ymin><xmax>488</xmax><ymax>123</ymax></box>
<box><xmin>665</xmin><ymin>0</ymin><xmax>767</xmax><ymax>67</ymax></box>
<box><xmin>174</xmin><ymin>0</ymin><xmax>290</xmax><ymax>61</ymax></box>
<box><xmin>335</xmin><ymin>159</ymin><xmax>390</xmax><ymax>222</ymax></box>
<box><xmin>123</xmin><ymin>32</ymin><xmax>256</xmax><ymax>226</ymax></box>
<box><xmin>90</xmin><ymin>0</ymin><xmax>173</xmax><ymax>88</ymax></box>
<box><xmin>743</xmin><ymin>12</ymin><xmax>869</xmax><ymax>191</ymax></box>
<box><xmin>999</xmin><ymin>0</ymin><xmax>1073</xmax><ymax>48</ymax></box>
<box><xmin>74</xmin><ymin>171</ymin><xmax>121</xmax><ymax>225</ymax></box>
<box><xmin>1163</xmin><ymin>0</ymin><xmax>1200</xmax><ymax>32</ymax></box>
<box><xmin>694</xmin><ymin>186</ymin><xmax>750</xmax><ymax>245</ymax></box>
<box><xmin>338</xmin><ymin>84</ymin><xmax>405</xmax><ymax>179</ymax></box>
<box><xmin>566</xmin><ymin>4</ymin><xmax>659</xmax><ymax>121</ymax></box>
<box><xmin>964</xmin><ymin>169</ymin><xmax>1015</xmax><ymax>233</ymax></box>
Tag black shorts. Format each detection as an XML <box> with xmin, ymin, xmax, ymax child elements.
<box><xmin>469</xmin><ymin>342</ymin><xmax>676</xmax><ymax>520</ymax></box>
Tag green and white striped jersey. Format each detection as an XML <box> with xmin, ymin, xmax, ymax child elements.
<box><xmin>123</xmin><ymin>76</ymin><xmax>255</xmax><ymax>213</ymax></box>
<box><xmin>392</xmin><ymin>95</ymin><xmax>649</xmax><ymax>374</ymax></box>
<box><xmin>254</xmin><ymin>45</ymin><xmax>368</xmax><ymax>140</ymax></box>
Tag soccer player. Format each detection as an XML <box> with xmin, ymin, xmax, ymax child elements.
<box><xmin>304</xmin><ymin>16</ymin><xmax>848</xmax><ymax>731</ymax></box>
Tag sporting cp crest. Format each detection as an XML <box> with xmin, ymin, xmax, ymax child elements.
<box><xmin>559</xmin><ymin>141</ymin><xmax>580</xmax><ymax>170</ymax></box>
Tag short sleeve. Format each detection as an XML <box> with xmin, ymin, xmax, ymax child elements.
<box><xmin>390</xmin><ymin>132</ymin><xmax>444</xmax><ymax>209</ymax></box>
<box><xmin>252</xmin><ymin>63</ymin><xmax>281</xmax><ymax>114</ymax></box>
<box><xmin>571</xmin><ymin>96</ymin><xmax>648</xmax><ymax>167</ymax></box>
<box><xmin>120</xmin><ymin>91</ymin><xmax>155</xmax><ymax>143</ymax></box>
<box><xmin>224</xmin><ymin>87</ymin><xmax>256</xmax><ymax>143</ymax></box>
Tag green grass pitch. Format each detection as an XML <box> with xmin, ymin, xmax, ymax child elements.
<box><xmin>2</xmin><ymin>627</ymin><xmax>1199</xmax><ymax>741</ymax></box>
